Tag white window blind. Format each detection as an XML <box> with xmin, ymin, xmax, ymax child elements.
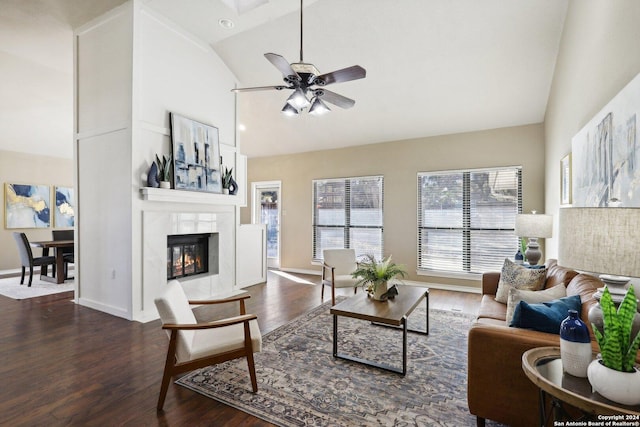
<box><xmin>313</xmin><ymin>176</ymin><xmax>384</xmax><ymax>260</ymax></box>
<box><xmin>417</xmin><ymin>167</ymin><xmax>522</xmax><ymax>274</ymax></box>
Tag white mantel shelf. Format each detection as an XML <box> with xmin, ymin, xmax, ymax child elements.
<box><xmin>140</xmin><ymin>187</ymin><xmax>241</xmax><ymax>205</ymax></box>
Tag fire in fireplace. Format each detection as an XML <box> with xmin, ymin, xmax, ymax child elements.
<box><xmin>167</xmin><ymin>233</ymin><xmax>211</xmax><ymax>280</ymax></box>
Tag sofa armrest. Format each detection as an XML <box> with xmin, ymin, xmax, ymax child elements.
<box><xmin>481</xmin><ymin>272</ymin><xmax>501</xmax><ymax>295</ymax></box>
<box><xmin>467</xmin><ymin>322</ymin><xmax>599</xmax><ymax>426</ymax></box>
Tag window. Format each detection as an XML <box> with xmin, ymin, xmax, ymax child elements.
<box><xmin>313</xmin><ymin>176</ymin><xmax>383</xmax><ymax>260</ymax></box>
<box><xmin>417</xmin><ymin>167</ymin><xmax>522</xmax><ymax>274</ymax></box>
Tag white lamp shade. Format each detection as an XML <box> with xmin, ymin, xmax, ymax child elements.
<box><xmin>558</xmin><ymin>208</ymin><xmax>640</xmax><ymax>277</ymax></box>
<box><xmin>515</xmin><ymin>213</ymin><xmax>553</xmax><ymax>238</ymax></box>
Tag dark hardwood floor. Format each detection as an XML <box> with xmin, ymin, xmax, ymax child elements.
<box><xmin>0</xmin><ymin>271</ymin><xmax>481</xmax><ymax>426</ymax></box>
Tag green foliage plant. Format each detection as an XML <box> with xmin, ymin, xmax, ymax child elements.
<box><xmin>592</xmin><ymin>285</ymin><xmax>640</xmax><ymax>372</ymax></box>
<box><xmin>520</xmin><ymin>237</ymin><xmax>528</xmax><ymax>262</ymax></box>
<box><xmin>351</xmin><ymin>254</ymin><xmax>407</xmax><ymax>293</ymax></box>
<box><xmin>222</xmin><ymin>167</ymin><xmax>233</xmax><ymax>189</ymax></box>
<box><xmin>155</xmin><ymin>154</ymin><xmax>172</xmax><ymax>182</ymax></box>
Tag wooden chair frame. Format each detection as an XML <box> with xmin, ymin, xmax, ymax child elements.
<box><xmin>157</xmin><ymin>294</ymin><xmax>258</xmax><ymax>411</ymax></box>
<box><xmin>321</xmin><ymin>261</ymin><xmax>359</xmax><ymax>306</ymax></box>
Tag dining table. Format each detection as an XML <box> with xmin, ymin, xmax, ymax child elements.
<box><xmin>30</xmin><ymin>240</ymin><xmax>74</xmax><ymax>284</ymax></box>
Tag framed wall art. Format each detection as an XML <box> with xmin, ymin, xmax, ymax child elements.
<box><xmin>170</xmin><ymin>112</ymin><xmax>222</xmax><ymax>194</ymax></box>
<box><xmin>5</xmin><ymin>183</ymin><xmax>51</xmax><ymax>229</ymax></box>
<box><xmin>560</xmin><ymin>153</ymin><xmax>572</xmax><ymax>205</ymax></box>
<box><xmin>572</xmin><ymin>72</ymin><xmax>640</xmax><ymax>207</ymax></box>
<box><xmin>54</xmin><ymin>186</ymin><xmax>75</xmax><ymax>228</ymax></box>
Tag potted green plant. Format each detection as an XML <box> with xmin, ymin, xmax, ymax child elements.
<box><xmin>351</xmin><ymin>254</ymin><xmax>407</xmax><ymax>301</ymax></box>
<box><xmin>222</xmin><ymin>167</ymin><xmax>233</xmax><ymax>194</ymax></box>
<box><xmin>155</xmin><ymin>154</ymin><xmax>172</xmax><ymax>189</ymax></box>
<box><xmin>587</xmin><ymin>285</ymin><xmax>640</xmax><ymax>405</ymax></box>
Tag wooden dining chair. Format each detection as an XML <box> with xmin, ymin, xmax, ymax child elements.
<box><xmin>154</xmin><ymin>280</ymin><xmax>262</xmax><ymax>411</ymax></box>
<box><xmin>12</xmin><ymin>232</ymin><xmax>56</xmax><ymax>286</ymax></box>
<box><xmin>52</xmin><ymin>230</ymin><xmax>74</xmax><ymax>280</ymax></box>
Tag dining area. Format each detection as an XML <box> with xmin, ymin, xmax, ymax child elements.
<box><xmin>12</xmin><ymin>230</ymin><xmax>75</xmax><ymax>286</ymax></box>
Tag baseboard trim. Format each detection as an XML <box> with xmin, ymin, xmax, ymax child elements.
<box><xmin>277</xmin><ymin>268</ymin><xmax>481</xmax><ymax>294</ymax></box>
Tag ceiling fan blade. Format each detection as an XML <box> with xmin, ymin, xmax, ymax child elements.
<box><xmin>264</xmin><ymin>53</ymin><xmax>299</xmax><ymax>79</ymax></box>
<box><xmin>232</xmin><ymin>85</ymin><xmax>290</xmax><ymax>92</ymax></box>
<box><xmin>315</xmin><ymin>89</ymin><xmax>355</xmax><ymax>109</ymax></box>
<box><xmin>314</xmin><ymin>65</ymin><xmax>366</xmax><ymax>86</ymax></box>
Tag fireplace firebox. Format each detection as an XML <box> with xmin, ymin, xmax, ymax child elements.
<box><xmin>167</xmin><ymin>233</ymin><xmax>211</xmax><ymax>279</ymax></box>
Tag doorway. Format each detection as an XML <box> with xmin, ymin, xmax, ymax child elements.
<box><xmin>252</xmin><ymin>181</ymin><xmax>281</xmax><ymax>269</ymax></box>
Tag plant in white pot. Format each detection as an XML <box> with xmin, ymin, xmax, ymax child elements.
<box><xmin>588</xmin><ymin>285</ymin><xmax>640</xmax><ymax>405</ymax></box>
<box><xmin>222</xmin><ymin>167</ymin><xmax>233</xmax><ymax>194</ymax></box>
<box><xmin>155</xmin><ymin>154</ymin><xmax>172</xmax><ymax>189</ymax></box>
<box><xmin>352</xmin><ymin>254</ymin><xmax>407</xmax><ymax>301</ymax></box>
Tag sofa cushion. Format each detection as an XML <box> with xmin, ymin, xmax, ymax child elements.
<box><xmin>505</xmin><ymin>284</ymin><xmax>567</xmax><ymax>324</ymax></box>
<box><xmin>495</xmin><ymin>258</ymin><xmax>547</xmax><ymax>303</ymax></box>
<box><xmin>510</xmin><ymin>294</ymin><xmax>582</xmax><ymax>334</ymax></box>
<box><xmin>544</xmin><ymin>260</ymin><xmax>580</xmax><ymax>289</ymax></box>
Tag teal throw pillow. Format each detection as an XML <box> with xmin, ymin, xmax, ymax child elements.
<box><xmin>509</xmin><ymin>294</ymin><xmax>582</xmax><ymax>334</ymax></box>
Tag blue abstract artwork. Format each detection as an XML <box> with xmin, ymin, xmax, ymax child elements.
<box><xmin>170</xmin><ymin>113</ymin><xmax>222</xmax><ymax>194</ymax></box>
<box><xmin>5</xmin><ymin>183</ymin><xmax>50</xmax><ymax>228</ymax></box>
<box><xmin>54</xmin><ymin>186</ymin><xmax>75</xmax><ymax>228</ymax></box>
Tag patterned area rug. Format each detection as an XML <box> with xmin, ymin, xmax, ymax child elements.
<box><xmin>0</xmin><ymin>276</ymin><xmax>74</xmax><ymax>300</ymax></box>
<box><xmin>176</xmin><ymin>298</ymin><xmax>499</xmax><ymax>426</ymax></box>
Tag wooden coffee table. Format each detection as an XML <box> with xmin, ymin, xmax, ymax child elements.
<box><xmin>330</xmin><ymin>286</ymin><xmax>429</xmax><ymax>375</ymax></box>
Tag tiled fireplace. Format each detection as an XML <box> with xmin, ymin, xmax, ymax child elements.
<box><xmin>142</xmin><ymin>207</ymin><xmax>235</xmax><ymax>318</ymax></box>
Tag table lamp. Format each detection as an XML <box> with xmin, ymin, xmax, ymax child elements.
<box><xmin>558</xmin><ymin>207</ymin><xmax>640</xmax><ymax>297</ymax></box>
<box><xmin>515</xmin><ymin>211</ymin><xmax>553</xmax><ymax>265</ymax></box>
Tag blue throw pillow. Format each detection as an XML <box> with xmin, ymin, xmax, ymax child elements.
<box><xmin>509</xmin><ymin>294</ymin><xmax>582</xmax><ymax>334</ymax></box>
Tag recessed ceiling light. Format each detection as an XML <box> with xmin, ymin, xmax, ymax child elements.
<box><xmin>218</xmin><ymin>19</ymin><xmax>235</xmax><ymax>29</ymax></box>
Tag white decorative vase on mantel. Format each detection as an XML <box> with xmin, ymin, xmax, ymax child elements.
<box><xmin>587</xmin><ymin>359</ymin><xmax>640</xmax><ymax>406</ymax></box>
<box><xmin>159</xmin><ymin>181</ymin><xmax>171</xmax><ymax>189</ymax></box>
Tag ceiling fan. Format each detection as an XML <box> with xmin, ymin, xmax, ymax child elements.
<box><xmin>231</xmin><ymin>0</ymin><xmax>366</xmax><ymax>116</ymax></box>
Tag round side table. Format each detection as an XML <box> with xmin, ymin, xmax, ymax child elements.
<box><xmin>522</xmin><ymin>346</ymin><xmax>640</xmax><ymax>426</ymax></box>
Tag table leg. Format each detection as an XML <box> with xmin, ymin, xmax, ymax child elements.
<box><xmin>402</xmin><ymin>317</ymin><xmax>407</xmax><ymax>375</ymax></box>
<box><xmin>425</xmin><ymin>291</ymin><xmax>429</xmax><ymax>335</ymax></box>
<box><xmin>55</xmin><ymin>250</ymin><xmax>65</xmax><ymax>284</ymax></box>
<box><xmin>333</xmin><ymin>314</ymin><xmax>338</xmax><ymax>357</ymax></box>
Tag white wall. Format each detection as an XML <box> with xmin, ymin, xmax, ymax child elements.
<box><xmin>75</xmin><ymin>0</ymin><xmax>239</xmax><ymax>321</ymax></box>
<box><xmin>544</xmin><ymin>0</ymin><xmax>640</xmax><ymax>258</ymax></box>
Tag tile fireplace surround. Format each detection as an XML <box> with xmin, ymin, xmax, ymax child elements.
<box><xmin>142</xmin><ymin>208</ymin><xmax>235</xmax><ymax>317</ymax></box>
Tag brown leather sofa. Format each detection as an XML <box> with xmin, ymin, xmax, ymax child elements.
<box><xmin>467</xmin><ymin>260</ymin><xmax>603</xmax><ymax>427</ymax></box>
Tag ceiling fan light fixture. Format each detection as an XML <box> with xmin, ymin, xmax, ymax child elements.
<box><xmin>309</xmin><ymin>97</ymin><xmax>330</xmax><ymax>116</ymax></box>
<box><xmin>286</xmin><ymin>88</ymin><xmax>310</xmax><ymax>110</ymax></box>
<box><xmin>281</xmin><ymin>103</ymin><xmax>299</xmax><ymax>116</ymax></box>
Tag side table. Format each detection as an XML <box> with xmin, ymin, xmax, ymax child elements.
<box><xmin>522</xmin><ymin>347</ymin><xmax>640</xmax><ymax>426</ymax></box>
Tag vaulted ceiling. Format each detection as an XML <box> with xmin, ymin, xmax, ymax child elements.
<box><xmin>0</xmin><ymin>0</ymin><xmax>568</xmax><ymax>159</ymax></box>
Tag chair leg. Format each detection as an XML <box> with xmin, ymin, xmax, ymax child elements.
<box><xmin>28</xmin><ymin>266</ymin><xmax>34</xmax><ymax>287</ymax></box>
<box><xmin>331</xmin><ymin>285</ymin><xmax>336</xmax><ymax>306</ymax></box>
<box><xmin>476</xmin><ymin>416</ymin><xmax>486</xmax><ymax>427</ymax></box>
<box><xmin>20</xmin><ymin>267</ymin><xmax>25</xmax><ymax>285</ymax></box>
<box><xmin>158</xmin><ymin>331</ymin><xmax>179</xmax><ymax>411</ymax></box>
<box><xmin>321</xmin><ymin>282</ymin><xmax>325</xmax><ymax>301</ymax></box>
<box><xmin>246</xmin><ymin>351</ymin><xmax>258</xmax><ymax>393</ymax></box>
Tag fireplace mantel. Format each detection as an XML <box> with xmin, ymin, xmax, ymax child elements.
<box><xmin>140</xmin><ymin>187</ymin><xmax>242</xmax><ymax>205</ymax></box>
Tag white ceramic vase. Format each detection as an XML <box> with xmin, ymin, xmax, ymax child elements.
<box><xmin>587</xmin><ymin>359</ymin><xmax>640</xmax><ymax>405</ymax></box>
<box><xmin>159</xmin><ymin>181</ymin><xmax>171</xmax><ymax>189</ymax></box>
<box><xmin>371</xmin><ymin>281</ymin><xmax>388</xmax><ymax>301</ymax></box>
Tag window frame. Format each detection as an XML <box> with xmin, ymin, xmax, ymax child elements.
<box><xmin>417</xmin><ymin>166</ymin><xmax>523</xmax><ymax>275</ymax></box>
<box><xmin>312</xmin><ymin>175</ymin><xmax>384</xmax><ymax>261</ymax></box>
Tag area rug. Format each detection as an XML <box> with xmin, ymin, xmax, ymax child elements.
<box><xmin>0</xmin><ymin>276</ymin><xmax>74</xmax><ymax>300</ymax></box>
<box><xmin>177</xmin><ymin>298</ymin><xmax>494</xmax><ymax>426</ymax></box>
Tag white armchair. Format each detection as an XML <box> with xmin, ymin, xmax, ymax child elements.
<box><xmin>154</xmin><ymin>280</ymin><xmax>262</xmax><ymax>410</ymax></box>
<box><xmin>321</xmin><ymin>248</ymin><xmax>360</xmax><ymax>305</ymax></box>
